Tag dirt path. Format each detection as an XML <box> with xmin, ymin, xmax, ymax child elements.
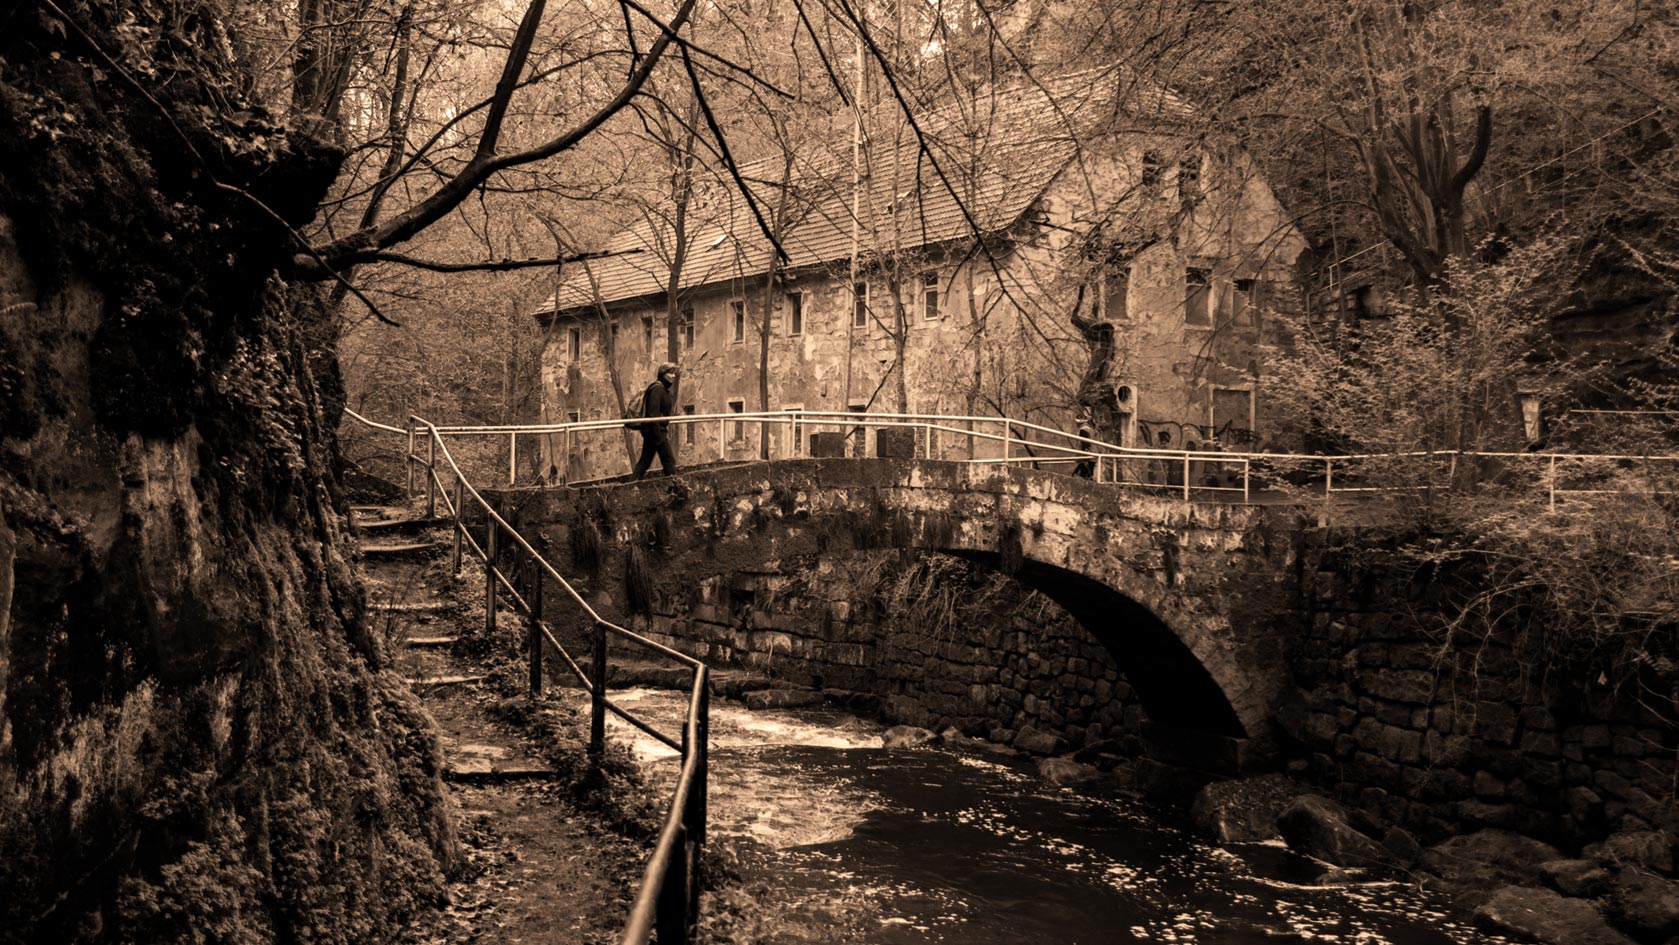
<box><xmin>355</xmin><ymin>506</ymin><xmax>649</xmax><ymax>945</ymax></box>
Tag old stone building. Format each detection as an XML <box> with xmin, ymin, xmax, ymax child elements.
<box><xmin>535</xmin><ymin>67</ymin><xmax>1306</xmax><ymax>481</ymax></box>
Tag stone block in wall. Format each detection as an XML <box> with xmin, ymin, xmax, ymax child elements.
<box><xmin>1358</xmin><ymin>669</ymin><xmax>1436</xmax><ymax>705</ymax></box>
<box><xmin>810</xmin><ymin>431</ymin><xmax>846</xmax><ymax>457</ymax></box>
<box><xmin>822</xmin><ymin>642</ymin><xmax>868</xmax><ymax>666</ymax></box>
<box><xmin>876</xmin><ymin>428</ymin><xmax>916</xmax><ymax>458</ymax></box>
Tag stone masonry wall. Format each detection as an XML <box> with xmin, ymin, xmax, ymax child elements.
<box><xmin>1284</xmin><ymin>533</ymin><xmax>1679</xmax><ymax>848</ymax></box>
<box><xmin>633</xmin><ymin>554</ymin><xmax>1150</xmax><ymax>759</ymax></box>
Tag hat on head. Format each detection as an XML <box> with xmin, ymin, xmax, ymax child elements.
<box><xmin>658</xmin><ymin>362</ymin><xmax>680</xmax><ymax>378</ymax></box>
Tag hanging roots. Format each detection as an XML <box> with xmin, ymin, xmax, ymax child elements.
<box><xmin>570</xmin><ymin>517</ymin><xmax>604</xmax><ymax>574</ymax></box>
<box><xmin>650</xmin><ymin>508</ymin><xmax>672</xmax><ymax>550</ymax></box>
<box><xmin>624</xmin><ymin>545</ymin><xmax>654</xmax><ymax>615</ymax></box>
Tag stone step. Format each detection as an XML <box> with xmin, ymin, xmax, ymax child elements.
<box><xmin>357</xmin><ymin>515</ymin><xmax>452</xmax><ymax>534</ymax></box>
<box><xmin>442</xmin><ymin>742</ymin><xmax>553</xmax><ymax>783</ymax></box>
<box><xmin>444</xmin><ymin>761</ymin><xmax>556</xmax><ymax>783</ymax></box>
<box><xmin>404</xmin><ymin>636</ymin><xmax>458</xmax><ymax>648</ymax></box>
<box><xmin>373</xmin><ymin>600</ymin><xmax>456</xmax><ymax>614</ymax></box>
<box><xmin>408</xmin><ymin>674</ymin><xmax>485</xmax><ymax>688</ymax></box>
<box><xmin>361</xmin><ymin>541</ymin><xmax>438</xmax><ymax>558</ymax></box>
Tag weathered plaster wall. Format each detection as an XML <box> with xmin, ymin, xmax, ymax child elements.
<box><xmin>538</xmin><ymin>132</ymin><xmax>1306</xmax><ymax>483</ymax></box>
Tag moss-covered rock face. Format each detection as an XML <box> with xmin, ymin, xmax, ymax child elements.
<box><xmin>0</xmin><ymin>3</ymin><xmax>455</xmax><ymax>942</ymax></box>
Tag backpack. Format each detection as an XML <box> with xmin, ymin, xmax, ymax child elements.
<box><xmin>622</xmin><ymin>386</ymin><xmax>646</xmax><ymax>421</ymax></box>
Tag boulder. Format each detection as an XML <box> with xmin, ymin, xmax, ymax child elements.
<box><xmin>1011</xmin><ymin>725</ymin><xmax>1065</xmax><ymax>757</ymax></box>
<box><xmin>1188</xmin><ymin>774</ymin><xmax>1298</xmax><ymax>843</ymax></box>
<box><xmin>1587</xmin><ymin>829</ymin><xmax>1675</xmax><ymax>874</ymax></box>
<box><xmin>1420</xmin><ymin>829</ymin><xmax>1563</xmax><ymax>890</ymax></box>
<box><xmin>1540</xmin><ymin>858</ymin><xmax>1613</xmax><ymax>899</ymax></box>
<box><xmin>1473</xmin><ymin>885</ymin><xmax>1636</xmax><ymax>945</ymax></box>
<box><xmin>1277</xmin><ymin>796</ymin><xmax>1393</xmax><ymax>868</ymax></box>
<box><xmin>1606</xmin><ymin>868</ymin><xmax>1679</xmax><ymax>939</ymax></box>
<box><xmin>742</xmin><ymin>687</ymin><xmax>823</xmax><ymax>710</ymax></box>
<box><xmin>881</xmin><ymin>725</ymin><xmax>937</xmax><ymax>749</ymax></box>
<box><xmin>1037</xmin><ymin>756</ymin><xmax>1099</xmax><ymax>787</ymax></box>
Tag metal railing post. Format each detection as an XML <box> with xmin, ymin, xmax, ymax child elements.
<box><xmin>1182</xmin><ymin>455</ymin><xmax>1191</xmax><ymax>500</ymax></box>
<box><xmin>425</xmin><ymin>434</ymin><xmax>437</xmax><ymax>519</ymax></box>
<box><xmin>790</xmin><ymin>412</ymin><xmax>800</xmax><ymax>458</ymax></box>
<box><xmin>1002</xmin><ymin>421</ymin><xmax>1011</xmax><ymax>465</ymax></box>
<box><xmin>451</xmin><ymin>479</ymin><xmax>465</xmax><ymax>576</ymax></box>
<box><xmin>1243</xmin><ymin>459</ymin><xmax>1251</xmax><ymax>503</ymax></box>
<box><xmin>563</xmin><ymin>428</ymin><xmax>573</xmax><ymax>484</ymax></box>
<box><xmin>528</xmin><ymin>561</ymin><xmax>543</xmax><ymax>695</ymax></box>
<box><xmin>590</xmin><ymin>623</ymin><xmax>607</xmax><ymax>755</ymax></box>
<box><xmin>1549</xmin><ymin>454</ymin><xmax>1557</xmax><ymax>512</ymax></box>
<box><xmin>509</xmin><ymin>432</ymin><xmax>517</xmax><ymax>486</ymax></box>
<box><xmin>485</xmin><ymin>520</ymin><xmax>498</xmax><ymax>638</ymax></box>
<box><xmin>717</xmin><ymin>418</ymin><xmax>725</xmax><ymax>462</ymax></box>
<box><xmin>1322</xmin><ymin>458</ymin><xmax>1334</xmax><ymax>527</ymax></box>
<box><xmin>655</xmin><ymin>824</ymin><xmax>691</xmax><ymax>944</ymax></box>
<box><xmin>405</xmin><ymin>420</ymin><xmax>416</xmax><ymax>501</ymax></box>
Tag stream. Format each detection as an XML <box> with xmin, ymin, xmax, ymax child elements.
<box><xmin>605</xmin><ymin>688</ymin><xmax>1510</xmax><ymax>945</ymax></box>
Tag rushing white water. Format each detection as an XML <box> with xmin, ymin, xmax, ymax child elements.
<box><xmin>605</xmin><ymin>689</ymin><xmax>1514</xmax><ymax>945</ymax></box>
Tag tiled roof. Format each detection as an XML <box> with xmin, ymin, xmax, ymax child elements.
<box><xmin>541</xmin><ymin>65</ymin><xmax>1191</xmax><ymax>317</ymax></box>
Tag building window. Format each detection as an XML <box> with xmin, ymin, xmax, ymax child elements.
<box><xmin>728</xmin><ymin>399</ymin><xmax>745</xmax><ymax>441</ymax></box>
<box><xmin>1141</xmin><ymin>150</ymin><xmax>1163</xmax><ymax>192</ymax></box>
<box><xmin>731</xmin><ymin>299</ymin><xmax>746</xmax><ymax>343</ymax></box>
<box><xmin>1179</xmin><ymin>155</ymin><xmax>1201</xmax><ymax>203</ymax></box>
<box><xmin>566</xmin><ymin>326</ymin><xmax>581</xmax><ymax>360</ymax></box>
<box><xmin>609</xmin><ymin>321</ymin><xmax>620</xmax><ymax>354</ymax></box>
<box><xmin>1231</xmin><ymin>278</ymin><xmax>1255</xmax><ymax>326</ymax></box>
<box><xmin>1101</xmin><ymin>265</ymin><xmax>1129</xmax><ymax>320</ymax></box>
<box><xmin>642</xmin><ymin>316</ymin><xmax>654</xmax><ymax>357</ymax></box>
<box><xmin>852</xmin><ymin>282</ymin><xmax>869</xmax><ymax>329</ymax></box>
<box><xmin>786</xmin><ymin>291</ymin><xmax>803</xmax><ymax>336</ymax></box>
<box><xmin>921</xmin><ymin>272</ymin><xmax>940</xmax><ymax>320</ymax></box>
<box><xmin>566</xmin><ymin>409</ymin><xmax>581</xmax><ymax>424</ymax></box>
<box><xmin>1185</xmin><ymin>267</ymin><xmax>1211</xmax><ymax>326</ymax></box>
<box><xmin>680</xmin><ymin>307</ymin><xmax>695</xmax><ymax>351</ymax></box>
<box><xmin>682</xmin><ymin>405</ymin><xmax>695</xmax><ymax>445</ymax></box>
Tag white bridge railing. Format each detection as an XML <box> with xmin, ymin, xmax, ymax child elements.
<box><xmin>346</xmin><ymin>407</ymin><xmax>1679</xmax><ymax>513</ymax></box>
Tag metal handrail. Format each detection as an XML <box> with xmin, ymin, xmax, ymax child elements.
<box><xmin>357</xmin><ymin>407</ymin><xmax>1679</xmax><ymax>519</ymax></box>
<box><xmin>352</xmin><ymin>409</ymin><xmax>711</xmax><ymax>944</ymax></box>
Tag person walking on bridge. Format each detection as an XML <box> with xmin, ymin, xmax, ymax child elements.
<box><xmin>632</xmin><ymin>362</ymin><xmax>680</xmax><ymax>480</ymax></box>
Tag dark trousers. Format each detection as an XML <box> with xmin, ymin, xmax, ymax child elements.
<box><xmin>632</xmin><ymin>429</ymin><xmax>676</xmax><ymax>479</ymax></box>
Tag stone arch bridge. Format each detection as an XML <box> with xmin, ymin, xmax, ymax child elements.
<box><xmin>503</xmin><ymin>459</ymin><xmax>1302</xmax><ymax>771</ymax></box>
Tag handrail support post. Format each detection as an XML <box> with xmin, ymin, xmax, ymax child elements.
<box><xmin>590</xmin><ymin>623</ymin><xmax>608</xmax><ymax>757</ymax></box>
<box><xmin>451</xmin><ymin>479</ymin><xmax>465</xmax><ymax>576</ymax></box>
<box><xmin>528</xmin><ymin>561</ymin><xmax>543</xmax><ymax>696</ymax></box>
<box><xmin>485</xmin><ymin>520</ymin><xmax>498</xmax><ymax>638</ymax></box>
<box><xmin>425</xmin><ymin>435</ymin><xmax>437</xmax><ymax>519</ymax></box>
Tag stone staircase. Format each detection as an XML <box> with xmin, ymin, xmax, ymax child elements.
<box><xmin>352</xmin><ymin>503</ymin><xmax>554</xmax><ymax>783</ymax></box>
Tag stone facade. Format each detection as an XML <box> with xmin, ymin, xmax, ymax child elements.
<box><xmin>1284</xmin><ymin>534</ymin><xmax>1679</xmax><ymax>848</ymax></box>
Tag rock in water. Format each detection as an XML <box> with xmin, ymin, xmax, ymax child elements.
<box><xmin>1189</xmin><ymin>774</ymin><xmax>1298</xmax><ymax>842</ymax></box>
<box><xmin>1473</xmin><ymin>886</ymin><xmax>1636</xmax><ymax>945</ymax></box>
<box><xmin>1539</xmin><ymin>858</ymin><xmax>1613</xmax><ymax>898</ymax></box>
<box><xmin>881</xmin><ymin>725</ymin><xmax>937</xmax><ymax>749</ymax></box>
<box><xmin>1276</xmin><ymin>796</ymin><xmax>1392</xmax><ymax>868</ymax></box>
<box><xmin>742</xmin><ymin>688</ymin><xmax>823</xmax><ymax>710</ymax></box>
<box><xmin>1420</xmin><ymin>829</ymin><xmax>1563</xmax><ymax>890</ymax></box>
<box><xmin>1010</xmin><ymin>725</ymin><xmax>1066</xmax><ymax>756</ymax></box>
<box><xmin>1606</xmin><ymin>868</ymin><xmax>1679</xmax><ymax>940</ymax></box>
<box><xmin>1037</xmin><ymin>756</ymin><xmax>1100</xmax><ymax>786</ymax></box>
